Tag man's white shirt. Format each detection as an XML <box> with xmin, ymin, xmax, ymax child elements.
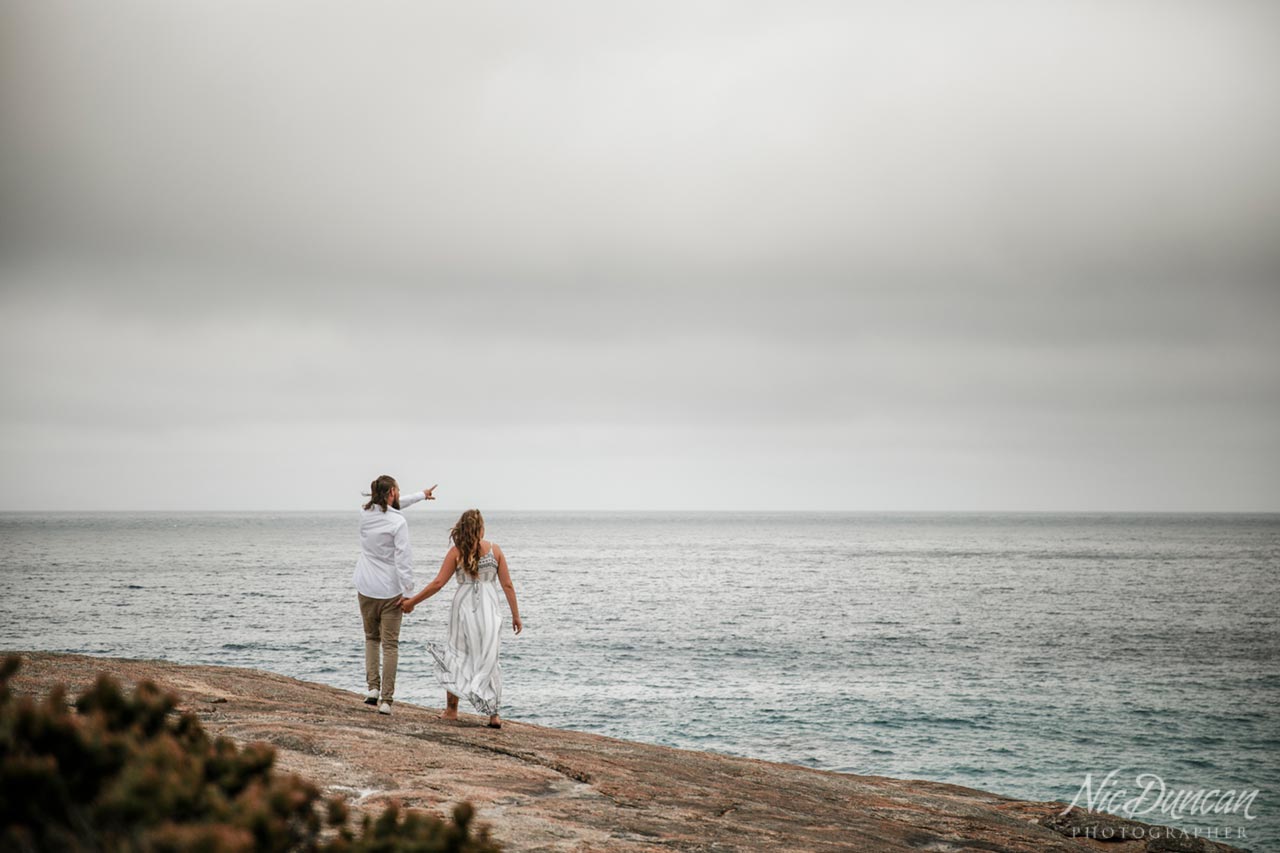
<box><xmin>352</xmin><ymin>490</ymin><xmax>425</xmax><ymax>599</ymax></box>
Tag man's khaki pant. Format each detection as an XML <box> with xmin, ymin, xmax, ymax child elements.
<box><xmin>358</xmin><ymin>593</ymin><xmax>403</xmax><ymax>703</ymax></box>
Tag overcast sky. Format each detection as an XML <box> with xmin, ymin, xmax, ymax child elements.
<box><xmin>1</xmin><ymin>1</ymin><xmax>1278</xmax><ymax>511</ymax></box>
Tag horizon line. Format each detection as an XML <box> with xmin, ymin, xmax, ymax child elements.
<box><xmin>3</xmin><ymin>508</ymin><xmax>1279</xmax><ymax>516</ymax></box>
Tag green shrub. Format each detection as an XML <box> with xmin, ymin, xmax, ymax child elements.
<box><xmin>0</xmin><ymin>656</ymin><xmax>499</xmax><ymax>852</ymax></box>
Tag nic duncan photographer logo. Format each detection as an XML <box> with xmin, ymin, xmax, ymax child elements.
<box><xmin>1059</xmin><ymin>769</ymin><xmax>1260</xmax><ymax>843</ymax></box>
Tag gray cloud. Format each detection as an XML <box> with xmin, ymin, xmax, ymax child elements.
<box><xmin>4</xmin><ymin>1</ymin><xmax>1279</xmax><ymax>281</ymax></box>
<box><xmin>1</xmin><ymin>1</ymin><xmax>1278</xmax><ymax>510</ymax></box>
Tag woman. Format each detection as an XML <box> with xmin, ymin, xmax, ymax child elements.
<box><xmin>401</xmin><ymin>509</ymin><xmax>522</xmax><ymax>728</ymax></box>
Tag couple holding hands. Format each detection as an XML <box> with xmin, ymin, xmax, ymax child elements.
<box><xmin>352</xmin><ymin>475</ymin><xmax>522</xmax><ymax>729</ymax></box>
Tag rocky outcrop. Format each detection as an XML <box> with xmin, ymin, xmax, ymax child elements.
<box><xmin>5</xmin><ymin>653</ymin><xmax>1247</xmax><ymax>853</ymax></box>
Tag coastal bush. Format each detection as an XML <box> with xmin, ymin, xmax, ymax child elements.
<box><xmin>0</xmin><ymin>656</ymin><xmax>499</xmax><ymax>852</ymax></box>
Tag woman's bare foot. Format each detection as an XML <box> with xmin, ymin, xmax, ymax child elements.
<box><xmin>439</xmin><ymin>709</ymin><xmax>459</xmax><ymax>720</ymax></box>
<box><xmin>487</xmin><ymin>715</ymin><xmax>502</xmax><ymax>729</ymax></box>
<box><xmin>441</xmin><ymin>693</ymin><xmax>459</xmax><ymax>720</ymax></box>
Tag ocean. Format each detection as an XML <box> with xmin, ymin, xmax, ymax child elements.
<box><xmin>2</xmin><ymin>511</ymin><xmax>1276</xmax><ymax>849</ymax></box>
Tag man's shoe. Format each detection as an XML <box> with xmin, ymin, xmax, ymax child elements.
<box><xmin>378</xmin><ymin>702</ymin><xmax>392</xmax><ymax>715</ymax></box>
<box><xmin>364</xmin><ymin>689</ymin><xmax>379</xmax><ymax>706</ymax></box>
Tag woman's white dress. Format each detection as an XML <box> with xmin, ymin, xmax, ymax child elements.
<box><xmin>428</xmin><ymin>550</ymin><xmax>503</xmax><ymax>715</ymax></box>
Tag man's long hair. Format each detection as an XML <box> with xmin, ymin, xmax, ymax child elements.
<box><xmin>451</xmin><ymin>509</ymin><xmax>485</xmax><ymax>578</ymax></box>
<box><xmin>363</xmin><ymin>475</ymin><xmax>398</xmax><ymax>513</ymax></box>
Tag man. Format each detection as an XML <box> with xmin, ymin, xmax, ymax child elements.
<box><xmin>353</xmin><ymin>475</ymin><xmax>436</xmax><ymax>715</ymax></box>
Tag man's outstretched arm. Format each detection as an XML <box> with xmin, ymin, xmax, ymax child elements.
<box><xmin>399</xmin><ymin>484</ymin><xmax>437</xmax><ymax>509</ymax></box>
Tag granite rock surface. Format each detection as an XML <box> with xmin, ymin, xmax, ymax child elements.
<box><xmin>5</xmin><ymin>653</ymin><xmax>1247</xmax><ymax>853</ymax></box>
